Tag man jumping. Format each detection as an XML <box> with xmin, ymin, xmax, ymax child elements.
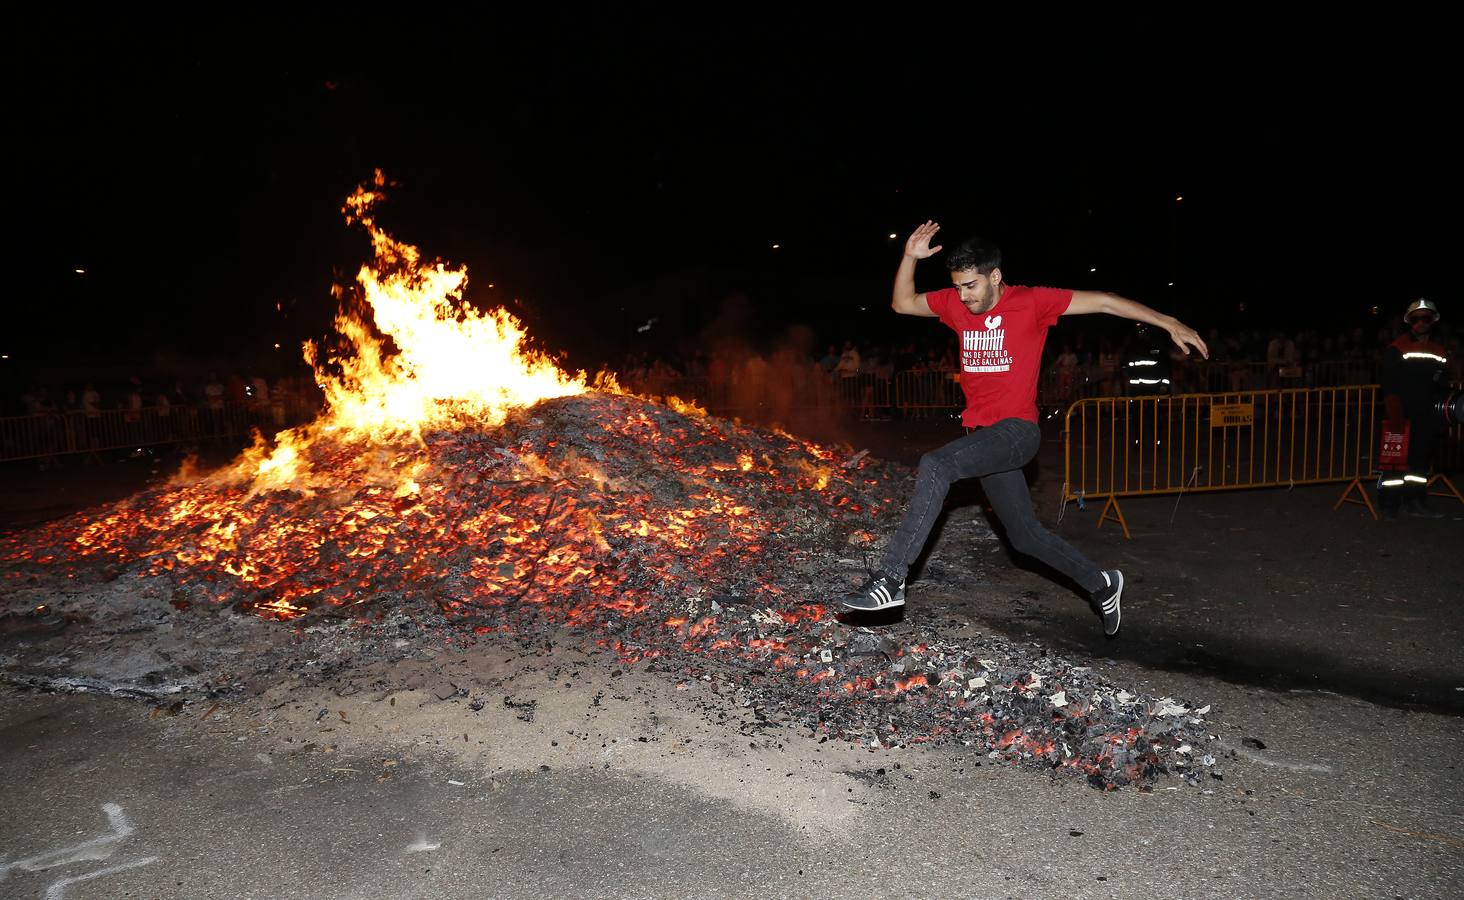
<box><xmin>838</xmin><ymin>221</ymin><xmax>1208</xmax><ymax>636</ymax></box>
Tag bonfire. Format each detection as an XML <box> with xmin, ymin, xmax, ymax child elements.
<box><xmin>1</xmin><ymin>174</ymin><xmax>1215</xmax><ymax>788</ymax></box>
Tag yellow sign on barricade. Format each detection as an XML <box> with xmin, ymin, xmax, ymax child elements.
<box><xmin>1209</xmin><ymin>402</ymin><xmax>1254</xmax><ymax>428</ymax></box>
<box><xmin>1062</xmin><ymin>386</ymin><xmax>1384</xmax><ymax>538</ymax></box>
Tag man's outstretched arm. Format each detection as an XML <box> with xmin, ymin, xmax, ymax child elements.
<box><xmin>892</xmin><ymin>221</ymin><xmax>943</xmax><ymax>317</ymax></box>
<box><xmin>1064</xmin><ymin>291</ymin><xmax>1209</xmax><ymax>358</ymax></box>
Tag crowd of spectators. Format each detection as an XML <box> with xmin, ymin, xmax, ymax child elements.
<box><xmin>614</xmin><ymin>319</ymin><xmax>1461</xmax><ymax>414</ymax></box>
<box><xmin>8</xmin><ymin>319</ymin><xmax>1459</xmax><ymax>440</ymax></box>
<box><xmin>3</xmin><ymin>370</ymin><xmax>323</xmax><ymax>465</ymax></box>
<box><xmin>12</xmin><ymin>372</ymin><xmax>319</xmax><ymax>420</ymax></box>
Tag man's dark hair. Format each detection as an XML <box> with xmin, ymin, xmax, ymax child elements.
<box><xmin>944</xmin><ymin>238</ymin><xmax>1002</xmax><ymax>275</ymax></box>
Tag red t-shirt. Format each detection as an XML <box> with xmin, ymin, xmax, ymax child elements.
<box><xmin>925</xmin><ymin>284</ymin><xmax>1073</xmax><ymax>427</ymax></box>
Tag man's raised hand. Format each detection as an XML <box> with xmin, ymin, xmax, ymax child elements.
<box><xmin>904</xmin><ymin>220</ymin><xmax>944</xmax><ymax>260</ymax></box>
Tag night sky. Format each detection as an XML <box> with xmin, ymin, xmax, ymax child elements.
<box><xmin>8</xmin><ymin>12</ymin><xmax>1455</xmax><ymax>380</ymax></box>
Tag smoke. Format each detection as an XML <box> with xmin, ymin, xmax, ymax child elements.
<box><xmin>698</xmin><ymin>301</ymin><xmax>850</xmax><ymax>443</ymax></box>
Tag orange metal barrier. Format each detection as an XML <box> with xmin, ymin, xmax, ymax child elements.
<box><xmin>893</xmin><ymin>370</ymin><xmax>964</xmax><ymax>419</ymax></box>
<box><xmin>0</xmin><ymin>400</ymin><xmax>320</xmax><ymax>464</ymax></box>
<box><xmin>1061</xmin><ymin>386</ymin><xmax>1389</xmax><ymax>537</ymax></box>
<box><xmin>1034</xmin><ymin>360</ymin><xmax>1383</xmax><ymax>407</ymax></box>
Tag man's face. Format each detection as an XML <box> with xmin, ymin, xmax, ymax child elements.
<box><xmin>951</xmin><ymin>267</ymin><xmax>1002</xmax><ymax>314</ymax></box>
<box><xmin>1408</xmin><ymin>312</ymin><xmax>1437</xmax><ymax>336</ymax></box>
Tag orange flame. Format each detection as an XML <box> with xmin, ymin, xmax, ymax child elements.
<box><xmin>225</xmin><ymin>171</ymin><xmax>595</xmax><ymax>491</ymax></box>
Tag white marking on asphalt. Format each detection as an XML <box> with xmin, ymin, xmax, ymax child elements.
<box><xmin>0</xmin><ymin>803</ymin><xmax>158</xmax><ymax>899</ymax></box>
<box><xmin>0</xmin><ymin>803</ymin><xmax>136</xmax><ymax>878</ymax></box>
<box><xmin>43</xmin><ymin>856</ymin><xmax>158</xmax><ymax>900</ymax></box>
<box><xmin>405</xmin><ymin>833</ymin><xmax>441</xmax><ymax>853</ymax></box>
<box><xmin>1220</xmin><ymin>742</ymin><xmax>1334</xmax><ymax>773</ymax></box>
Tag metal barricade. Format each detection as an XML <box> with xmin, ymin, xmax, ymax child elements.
<box><xmin>822</xmin><ymin>374</ymin><xmax>882</xmax><ymax>419</ymax></box>
<box><xmin>0</xmin><ymin>400</ymin><xmax>321</xmax><ymax>464</ymax></box>
<box><xmin>894</xmin><ymin>370</ymin><xmax>962</xmax><ymax>418</ymax></box>
<box><xmin>1062</xmin><ymin>386</ymin><xmax>1384</xmax><ymax>537</ymax></box>
<box><xmin>900</xmin><ymin>369</ymin><xmax>961</xmax><ymax>414</ymax></box>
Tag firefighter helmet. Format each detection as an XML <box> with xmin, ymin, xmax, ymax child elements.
<box><xmin>1405</xmin><ymin>298</ymin><xmax>1440</xmax><ymax>321</ymax></box>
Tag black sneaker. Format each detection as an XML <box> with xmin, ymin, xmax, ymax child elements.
<box><xmin>839</xmin><ymin>571</ymin><xmax>905</xmax><ymax>611</ymax></box>
<box><xmin>1093</xmin><ymin>570</ymin><xmax>1124</xmax><ymax>636</ymax></box>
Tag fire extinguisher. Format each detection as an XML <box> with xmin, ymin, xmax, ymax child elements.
<box><xmin>1378</xmin><ymin>422</ymin><xmax>1410</xmax><ymax>472</ymax></box>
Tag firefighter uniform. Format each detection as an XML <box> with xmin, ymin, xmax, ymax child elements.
<box><xmin>1379</xmin><ymin>301</ymin><xmax>1448</xmax><ymax>515</ymax></box>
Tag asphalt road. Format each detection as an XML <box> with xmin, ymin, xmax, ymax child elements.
<box><xmin>3</xmin><ymin>418</ymin><xmax>1462</xmax><ymax>898</ymax></box>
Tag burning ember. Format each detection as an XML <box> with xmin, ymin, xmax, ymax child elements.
<box><xmin>0</xmin><ymin>175</ymin><xmax>1214</xmax><ymax>789</ymax></box>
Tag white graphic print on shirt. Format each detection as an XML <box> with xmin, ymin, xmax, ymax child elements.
<box><xmin>962</xmin><ymin>315</ymin><xmax>1011</xmax><ymax>373</ymax></box>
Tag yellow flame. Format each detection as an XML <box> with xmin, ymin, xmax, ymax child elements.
<box><xmin>791</xmin><ymin>459</ymin><xmax>831</xmax><ymax>491</ymax></box>
<box><xmin>315</xmin><ymin>175</ymin><xmax>587</xmax><ymax>435</ymax></box>
<box><xmin>665</xmin><ymin>395</ymin><xmax>706</xmax><ymax>417</ymax></box>
<box><xmin>224</xmin><ymin>172</ymin><xmax>591</xmax><ymax>491</ymax></box>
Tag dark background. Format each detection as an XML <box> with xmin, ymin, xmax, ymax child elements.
<box><xmin>5</xmin><ymin>10</ymin><xmax>1455</xmax><ymax>380</ymax></box>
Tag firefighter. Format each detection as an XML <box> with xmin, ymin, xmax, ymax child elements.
<box><xmin>1379</xmin><ymin>299</ymin><xmax>1449</xmax><ymax>518</ymax></box>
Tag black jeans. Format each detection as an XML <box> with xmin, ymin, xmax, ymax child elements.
<box><xmin>879</xmin><ymin>418</ymin><xmax>1105</xmax><ymax>593</ymax></box>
